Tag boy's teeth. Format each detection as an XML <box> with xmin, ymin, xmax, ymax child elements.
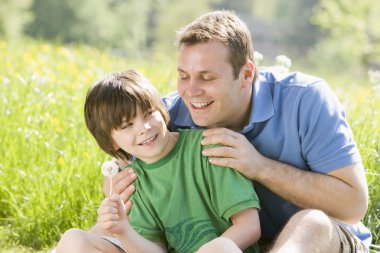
<box><xmin>142</xmin><ymin>135</ymin><xmax>155</xmax><ymax>145</ymax></box>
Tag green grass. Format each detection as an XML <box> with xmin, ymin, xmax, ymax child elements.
<box><xmin>0</xmin><ymin>39</ymin><xmax>379</xmax><ymax>251</ymax></box>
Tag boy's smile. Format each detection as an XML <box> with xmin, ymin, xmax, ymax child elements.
<box><xmin>111</xmin><ymin>106</ymin><xmax>177</xmax><ymax>164</ymax></box>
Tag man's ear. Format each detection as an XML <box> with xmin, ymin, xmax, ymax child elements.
<box><xmin>241</xmin><ymin>60</ymin><xmax>255</xmax><ymax>86</ymax></box>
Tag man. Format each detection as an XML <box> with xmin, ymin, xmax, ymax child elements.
<box><xmin>57</xmin><ymin>10</ymin><xmax>371</xmax><ymax>253</ymax></box>
<box><xmin>112</xmin><ymin>10</ymin><xmax>371</xmax><ymax>252</ymax></box>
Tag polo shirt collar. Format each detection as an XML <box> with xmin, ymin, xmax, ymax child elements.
<box><xmin>173</xmin><ymin>99</ymin><xmax>198</xmax><ymax>128</ymax></box>
<box><xmin>242</xmin><ymin>75</ymin><xmax>274</xmax><ymax>133</ymax></box>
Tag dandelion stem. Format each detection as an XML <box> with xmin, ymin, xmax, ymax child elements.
<box><xmin>109</xmin><ymin>176</ymin><xmax>112</xmax><ymax>197</ymax></box>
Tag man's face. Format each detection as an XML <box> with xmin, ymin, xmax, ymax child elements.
<box><xmin>177</xmin><ymin>41</ymin><xmax>251</xmax><ymax>130</ymax></box>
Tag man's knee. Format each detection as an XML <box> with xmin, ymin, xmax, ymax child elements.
<box><xmin>289</xmin><ymin>209</ymin><xmax>333</xmax><ymax>235</ymax></box>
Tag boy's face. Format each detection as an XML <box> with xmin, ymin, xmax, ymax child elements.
<box><xmin>111</xmin><ymin>106</ymin><xmax>172</xmax><ymax>164</ymax></box>
<box><xmin>177</xmin><ymin>41</ymin><xmax>251</xmax><ymax>130</ymax></box>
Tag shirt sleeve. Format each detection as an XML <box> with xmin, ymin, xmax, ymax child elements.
<box><xmin>204</xmin><ymin>155</ymin><xmax>260</xmax><ymax>221</ymax></box>
<box><xmin>129</xmin><ymin>181</ymin><xmax>167</xmax><ymax>244</ymax></box>
<box><xmin>298</xmin><ymin>80</ymin><xmax>362</xmax><ymax>173</ymax></box>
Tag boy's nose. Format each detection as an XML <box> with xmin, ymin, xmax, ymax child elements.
<box><xmin>139</xmin><ymin>122</ymin><xmax>151</xmax><ymax>135</ymax></box>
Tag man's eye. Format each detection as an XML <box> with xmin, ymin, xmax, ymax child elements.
<box><xmin>202</xmin><ymin>75</ymin><xmax>215</xmax><ymax>81</ymax></box>
<box><xmin>179</xmin><ymin>74</ymin><xmax>189</xmax><ymax>80</ymax></box>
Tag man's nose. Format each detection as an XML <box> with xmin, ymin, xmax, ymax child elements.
<box><xmin>188</xmin><ymin>79</ymin><xmax>203</xmax><ymax>96</ymax></box>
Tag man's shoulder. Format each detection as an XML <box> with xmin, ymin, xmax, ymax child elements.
<box><xmin>163</xmin><ymin>91</ymin><xmax>181</xmax><ymax>107</ymax></box>
<box><xmin>259</xmin><ymin>70</ymin><xmax>325</xmax><ymax>89</ymax></box>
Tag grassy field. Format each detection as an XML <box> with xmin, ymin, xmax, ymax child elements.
<box><xmin>0</xmin><ymin>39</ymin><xmax>379</xmax><ymax>252</ymax></box>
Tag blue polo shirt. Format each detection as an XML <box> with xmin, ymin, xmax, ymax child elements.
<box><xmin>163</xmin><ymin>70</ymin><xmax>371</xmax><ymax>245</ymax></box>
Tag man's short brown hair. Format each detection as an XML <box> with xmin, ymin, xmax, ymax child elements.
<box><xmin>84</xmin><ymin>70</ymin><xmax>170</xmax><ymax>161</ymax></box>
<box><xmin>176</xmin><ymin>10</ymin><xmax>257</xmax><ymax>81</ymax></box>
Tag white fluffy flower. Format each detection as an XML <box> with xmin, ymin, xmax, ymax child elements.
<box><xmin>101</xmin><ymin>161</ymin><xmax>119</xmax><ymax>177</ymax></box>
<box><xmin>275</xmin><ymin>55</ymin><xmax>292</xmax><ymax>69</ymax></box>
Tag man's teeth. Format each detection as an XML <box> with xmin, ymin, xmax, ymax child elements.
<box><xmin>142</xmin><ymin>135</ymin><xmax>156</xmax><ymax>145</ymax></box>
<box><xmin>192</xmin><ymin>102</ymin><xmax>212</xmax><ymax>108</ymax></box>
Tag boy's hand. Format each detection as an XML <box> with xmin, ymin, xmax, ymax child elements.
<box><xmin>97</xmin><ymin>194</ymin><xmax>131</xmax><ymax>235</ymax></box>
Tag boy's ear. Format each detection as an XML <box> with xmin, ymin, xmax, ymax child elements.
<box><xmin>112</xmin><ymin>141</ymin><xmax>120</xmax><ymax>150</ymax></box>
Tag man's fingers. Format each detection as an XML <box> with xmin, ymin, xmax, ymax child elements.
<box><xmin>120</xmin><ymin>184</ymin><xmax>136</xmax><ymax>204</ymax></box>
<box><xmin>208</xmin><ymin>157</ymin><xmax>240</xmax><ymax>169</ymax></box>
<box><xmin>125</xmin><ymin>200</ymin><xmax>133</xmax><ymax>216</ymax></box>
<box><xmin>113</xmin><ymin>168</ymin><xmax>135</xmax><ymax>184</ymax></box>
<box><xmin>112</xmin><ymin>170</ymin><xmax>137</xmax><ymax>195</ymax></box>
<box><xmin>201</xmin><ymin>132</ymin><xmax>239</xmax><ymax>147</ymax></box>
<box><xmin>202</xmin><ymin>146</ymin><xmax>238</xmax><ymax>158</ymax></box>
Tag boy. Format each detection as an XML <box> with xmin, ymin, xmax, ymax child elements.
<box><xmin>83</xmin><ymin>70</ymin><xmax>260</xmax><ymax>253</ymax></box>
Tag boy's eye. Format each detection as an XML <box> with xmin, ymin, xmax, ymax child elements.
<box><xmin>145</xmin><ymin>109</ymin><xmax>155</xmax><ymax>117</ymax></box>
<box><xmin>120</xmin><ymin>122</ymin><xmax>132</xmax><ymax>129</ymax></box>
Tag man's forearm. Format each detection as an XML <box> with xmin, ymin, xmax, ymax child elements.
<box><xmin>255</xmin><ymin>159</ymin><xmax>368</xmax><ymax>223</ymax></box>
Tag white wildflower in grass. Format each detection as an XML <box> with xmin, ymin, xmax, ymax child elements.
<box><xmin>368</xmin><ymin>70</ymin><xmax>380</xmax><ymax>93</ymax></box>
<box><xmin>275</xmin><ymin>55</ymin><xmax>292</xmax><ymax>69</ymax></box>
<box><xmin>368</xmin><ymin>70</ymin><xmax>380</xmax><ymax>84</ymax></box>
<box><xmin>101</xmin><ymin>161</ymin><xmax>119</xmax><ymax>197</ymax></box>
<box><xmin>254</xmin><ymin>51</ymin><xmax>264</xmax><ymax>65</ymax></box>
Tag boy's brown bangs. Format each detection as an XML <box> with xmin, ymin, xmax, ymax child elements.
<box><xmin>104</xmin><ymin>83</ymin><xmax>156</xmax><ymax>131</ymax></box>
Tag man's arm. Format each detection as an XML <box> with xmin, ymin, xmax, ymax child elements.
<box><xmin>201</xmin><ymin>128</ymin><xmax>368</xmax><ymax>224</ymax></box>
<box><xmin>220</xmin><ymin>208</ymin><xmax>261</xmax><ymax>250</ymax></box>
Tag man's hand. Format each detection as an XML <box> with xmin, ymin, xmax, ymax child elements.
<box><xmin>201</xmin><ymin>128</ymin><xmax>265</xmax><ymax>180</ymax></box>
<box><xmin>103</xmin><ymin>167</ymin><xmax>137</xmax><ymax>213</ymax></box>
<box><xmin>201</xmin><ymin>128</ymin><xmax>368</xmax><ymax>223</ymax></box>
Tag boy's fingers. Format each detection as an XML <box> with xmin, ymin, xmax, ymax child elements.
<box><xmin>97</xmin><ymin>205</ymin><xmax>118</xmax><ymax>215</ymax></box>
<box><xmin>97</xmin><ymin>213</ymin><xmax>119</xmax><ymax>223</ymax></box>
<box><xmin>99</xmin><ymin>220</ymin><xmax>118</xmax><ymax>230</ymax></box>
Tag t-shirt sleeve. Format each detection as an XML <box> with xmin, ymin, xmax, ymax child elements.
<box><xmin>298</xmin><ymin>81</ymin><xmax>362</xmax><ymax>173</ymax></box>
<box><xmin>204</xmin><ymin>157</ymin><xmax>260</xmax><ymax>221</ymax></box>
<box><xmin>129</xmin><ymin>183</ymin><xmax>167</xmax><ymax>245</ymax></box>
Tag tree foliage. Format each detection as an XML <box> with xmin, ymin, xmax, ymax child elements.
<box><xmin>312</xmin><ymin>0</ymin><xmax>380</xmax><ymax>70</ymax></box>
<box><xmin>24</xmin><ymin>0</ymin><xmax>151</xmax><ymax>56</ymax></box>
<box><xmin>0</xmin><ymin>0</ymin><xmax>33</xmax><ymax>39</ymax></box>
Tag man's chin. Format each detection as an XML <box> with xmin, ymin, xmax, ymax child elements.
<box><xmin>192</xmin><ymin>118</ymin><xmax>214</xmax><ymax>128</ymax></box>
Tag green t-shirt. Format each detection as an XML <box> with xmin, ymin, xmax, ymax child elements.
<box><xmin>128</xmin><ymin>129</ymin><xmax>260</xmax><ymax>253</ymax></box>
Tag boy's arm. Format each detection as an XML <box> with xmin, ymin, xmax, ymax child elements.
<box><xmin>220</xmin><ymin>208</ymin><xmax>261</xmax><ymax>250</ymax></box>
<box><xmin>98</xmin><ymin>195</ymin><xmax>167</xmax><ymax>253</ymax></box>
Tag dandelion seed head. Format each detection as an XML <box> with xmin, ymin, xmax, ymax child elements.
<box><xmin>101</xmin><ymin>161</ymin><xmax>119</xmax><ymax>177</ymax></box>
